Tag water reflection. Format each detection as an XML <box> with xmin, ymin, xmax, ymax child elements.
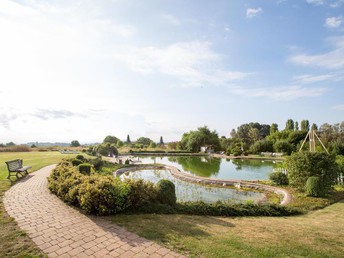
<box><xmin>120</xmin><ymin>169</ymin><xmax>266</xmax><ymax>204</ymax></box>
<box><xmin>137</xmin><ymin>156</ymin><xmax>279</xmax><ymax>180</ymax></box>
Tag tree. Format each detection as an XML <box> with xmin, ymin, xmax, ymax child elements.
<box><xmin>301</xmin><ymin>120</ymin><xmax>310</xmax><ymax>131</ymax></box>
<box><xmin>180</xmin><ymin>126</ymin><xmax>220</xmax><ymax>152</ymax></box>
<box><xmin>6</xmin><ymin>142</ymin><xmax>15</xmax><ymax>146</ymax></box>
<box><xmin>270</xmin><ymin>123</ymin><xmax>278</xmax><ymax>134</ymax></box>
<box><xmin>273</xmin><ymin>140</ymin><xmax>293</xmax><ymax>155</ymax></box>
<box><xmin>70</xmin><ymin>140</ymin><xmax>81</xmax><ymax>147</ymax></box>
<box><xmin>159</xmin><ymin>136</ymin><xmax>164</xmax><ymax>145</ymax></box>
<box><xmin>285</xmin><ymin>119</ymin><xmax>294</xmax><ymax>131</ymax></box>
<box><xmin>311</xmin><ymin>123</ymin><xmax>318</xmax><ymax>131</ymax></box>
<box><xmin>285</xmin><ymin>152</ymin><xmax>339</xmax><ymax>194</ymax></box>
<box><xmin>136</xmin><ymin>137</ymin><xmax>153</xmax><ymax>146</ymax></box>
<box><xmin>103</xmin><ymin>135</ymin><xmax>119</xmax><ymax>144</ymax></box>
<box><xmin>126</xmin><ymin>135</ymin><xmax>131</xmax><ymax>144</ymax></box>
<box><xmin>295</xmin><ymin>121</ymin><xmax>299</xmax><ymax>131</ymax></box>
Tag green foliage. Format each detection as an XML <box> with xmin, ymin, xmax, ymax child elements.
<box><xmin>149</xmin><ymin>142</ymin><xmax>157</xmax><ymax>148</ymax></box>
<box><xmin>48</xmin><ymin>163</ymin><xmax>130</xmax><ymax>215</ymax></box>
<box><xmin>305</xmin><ymin>176</ymin><xmax>323</xmax><ymax>197</ymax></box>
<box><xmin>269</xmin><ymin>171</ymin><xmax>289</xmax><ymax>185</ymax></box>
<box><xmin>89</xmin><ymin>158</ymin><xmax>103</xmax><ymax>170</ymax></box>
<box><xmin>78</xmin><ymin>163</ymin><xmax>91</xmax><ymax>175</ymax></box>
<box><xmin>273</xmin><ymin>140</ymin><xmax>293</xmax><ymax>155</ymax></box>
<box><xmin>76</xmin><ymin>176</ymin><xmax>130</xmax><ymax>215</ymax></box>
<box><xmin>124</xmin><ymin>179</ymin><xmax>158</xmax><ymax>209</ymax></box>
<box><xmin>136</xmin><ymin>137</ymin><xmax>153</xmax><ymax>146</ymax></box>
<box><xmin>125</xmin><ymin>159</ymin><xmax>130</xmax><ymax>165</ymax></box>
<box><xmin>156</xmin><ymin>180</ymin><xmax>176</xmax><ymax>206</ymax></box>
<box><xmin>97</xmin><ymin>143</ymin><xmax>118</xmax><ymax>156</ymax></box>
<box><xmin>70</xmin><ymin>140</ymin><xmax>81</xmax><ymax>147</ymax></box>
<box><xmin>285</xmin><ymin>152</ymin><xmax>339</xmax><ymax>193</ymax></box>
<box><xmin>285</xmin><ymin>119</ymin><xmax>294</xmax><ymax>131</ymax></box>
<box><xmin>250</xmin><ymin>140</ymin><xmax>274</xmax><ymax>154</ymax></box>
<box><xmin>103</xmin><ymin>135</ymin><xmax>120</xmax><ymax>144</ymax></box>
<box><xmin>180</xmin><ymin>126</ymin><xmax>221</xmax><ymax>152</ymax></box>
<box><xmin>159</xmin><ymin>136</ymin><xmax>164</xmax><ymax>145</ymax></box>
<box><xmin>135</xmin><ymin>202</ymin><xmax>302</xmax><ymax>217</ymax></box>
<box><xmin>71</xmin><ymin>159</ymin><xmax>83</xmax><ymax>166</ymax></box>
<box><xmin>76</xmin><ymin>154</ymin><xmax>85</xmax><ymax>161</ymax></box>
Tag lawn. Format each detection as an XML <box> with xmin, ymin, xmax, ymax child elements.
<box><xmin>111</xmin><ymin>200</ymin><xmax>344</xmax><ymax>257</ymax></box>
<box><xmin>0</xmin><ymin>151</ymin><xmax>82</xmax><ymax>257</ymax></box>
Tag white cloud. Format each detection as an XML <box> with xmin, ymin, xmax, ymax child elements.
<box><xmin>229</xmin><ymin>85</ymin><xmax>327</xmax><ymax>101</ymax></box>
<box><xmin>246</xmin><ymin>8</ymin><xmax>263</xmax><ymax>18</ymax></box>
<box><xmin>292</xmin><ymin>74</ymin><xmax>337</xmax><ymax>84</ymax></box>
<box><xmin>306</xmin><ymin>0</ymin><xmax>325</xmax><ymax>5</ymax></box>
<box><xmin>114</xmin><ymin>41</ymin><xmax>249</xmax><ymax>87</ymax></box>
<box><xmin>289</xmin><ymin>37</ymin><xmax>344</xmax><ymax>69</ymax></box>
<box><xmin>325</xmin><ymin>16</ymin><xmax>342</xmax><ymax>28</ymax></box>
<box><xmin>0</xmin><ymin>0</ymin><xmax>38</xmax><ymax>17</ymax></box>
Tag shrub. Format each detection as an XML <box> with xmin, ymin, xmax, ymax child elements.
<box><xmin>226</xmin><ymin>147</ymin><xmax>231</xmax><ymax>156</ymax></box>
<box><xmin>78</xmin><ymin>163</ymin><xmax>91</xmax><ymax>175</ymax></box>
<box><xmin>125</xmin><ymin>159</ymin><xmax>130</xmax><ymax>165</ymax></box>
<box><xmin>76</xmin><ymin>154</ymin><xmax>85</xmax><ymax>161</ymax></box>
<box><xmin>89</xmin><ymin>158</ymin><xmax>103</xmax><ymax>171</ymax></box>
<box><xmin>269</xmin><ymin>171</ymin><xmax>289</xmax><ymax>185</ymax></box>
<box><xmin>285</xmin><ymin>152</ymin><xmax>339</xmax><ymax>193</ymax></box>
<box><xmin>305</xmin><ymin>176</ymin><xmax>323</xmax><ymax>197</ymax></box>
<box><xmin>76</xmin><ymin>176</ymin><xmax>130</xmax><ymax>215</ymax></box>
<box><xmin>71</xmin><ymin>159</ymin><xmax>83</xmax><ymax>166</ymax></box>
<box><xmin>156</xmin><ymin>180</ymin><xmax>176</xmax><ymax>206</ymax></box>
<box><xmin>124</xmin><ymin>179</ymin><xmax>158</xmax><ymax>209</ymax></box>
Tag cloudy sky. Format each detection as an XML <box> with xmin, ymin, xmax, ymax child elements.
<box><xmin>1</xmin><ymin>0</ymin><xmax>343</xmax><ymax>144</ymax></box>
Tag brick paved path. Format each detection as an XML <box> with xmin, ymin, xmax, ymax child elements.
<box><xmin>3</xmin><ymin>165</ymin><xmax>186</xmax><ymax>258</ymax></box>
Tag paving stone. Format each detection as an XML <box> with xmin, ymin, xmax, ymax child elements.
<box><xmin>3</xmin><ymin>165</ymin><xmax>185</xmax><ymax>258</ymax></box>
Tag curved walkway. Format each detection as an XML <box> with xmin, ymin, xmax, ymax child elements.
<box><xmin>3</xmin><ymin>165</ymin><xmax>185</xmax><ymax>258</ymax></box>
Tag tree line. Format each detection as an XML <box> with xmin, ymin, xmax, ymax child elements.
<box><xmin>176</xmin><ymin>120</ymin><xmax>344</xmax><ymax>156</ymax></box>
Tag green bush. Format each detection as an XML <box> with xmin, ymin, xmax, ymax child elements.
<box><xmin>124</xmin><ymin>179</ymin><xmax>158</xmax><ymax>209</ymax></box>
<box><xmin>78</xmin><ymin>163</ymin><xmax>91</xmax><ymax>175</ymax></box>
<box><xmin>269</xmin><ymin>171</ymin><xmax>289</xmax><ymax>185</ymax></box>
<box><xmin>134</xmin><ymin>201</ymin><xmax>302</xmax><ymax>217</ymax></box>
<box><xmin>285</xmin><ymin>152</ymin><xmax>339</xmax><ymax>193</ymax></box>
<box><xmin>76</xmin><ymin>154</ymin><xmax>85</xmax><ymax>161</ymax></box>
<box><xmin>89</xmin><ymin>158</ymin><xmax>103</xmax><ymax>171</ymax></box>
<box><xmin>156</xmin><ymin>180</ymin><xmax>176</xmax><ymax>206</ymax></box>
<box><xmin>125</xmin><ymin>159</ymin><xmax>130</xmax><ymax>165</ymax></box>
<box><xmin>305</xmin><ymin>176</ymin><xmax>324</xmax><ymax>197</ymax></box>
<box><xmin>71</xmin><ymin>159</ymin><xmax>83</xmax><ymax>166</ymax></box>
<box><xmin>76</xmin><ymin>176</ymin><xmax>130</xmax><ymax>215</ymax></box>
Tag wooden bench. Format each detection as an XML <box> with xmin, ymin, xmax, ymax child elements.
<box><xmin>5</xmin><ymin>159</ymin><xmax>32</xmax><ymax>180</ymax></box>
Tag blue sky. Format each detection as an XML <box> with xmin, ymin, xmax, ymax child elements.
<box><xmin>0</xmin><ymin>0</ymin><xmax>343</xmax><ymax>144</ymax></box>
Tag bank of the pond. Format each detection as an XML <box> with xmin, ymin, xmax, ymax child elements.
<box><xmin>115</xmin><ymin>164</ymin><xmax>292</xmax><ymax>205</ymax></box>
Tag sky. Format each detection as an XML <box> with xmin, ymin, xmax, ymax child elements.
<box><xmin>0</xmin><ymin>0</ymin><xmax>344</xmax><ymax>144</ymax></box>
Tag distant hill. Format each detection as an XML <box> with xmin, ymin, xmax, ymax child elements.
<box><xmin>26</xmin><ymin>142</ymin><xmax>70</xmax><ymax>147</ymax></box>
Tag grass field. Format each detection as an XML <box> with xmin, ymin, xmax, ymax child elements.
<box><xmin>111</xmin><ymin>200</ymin><xmax>344</xmax><ymax>257</ymax></box>
<box><xmin>0</xmin><ymin>151</ymin><xmax>82</xmax><ymax>257</ymax></box>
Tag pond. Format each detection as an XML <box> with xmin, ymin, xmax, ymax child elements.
<box><xmin>131</xmin><ymin>156</ymin><xmax>280</xmax><ymax>180</ymax></box>
<box><xmin>120</xmin><ymin>169</ymin><xmax>266</xmax><ymax>204</ymax></box>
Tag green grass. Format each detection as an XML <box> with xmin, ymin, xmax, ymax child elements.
<box><xmin>0</xmin><ymin>151</ymin><xmax>90</xmax><ymax>180</ymax></box>
<box><xmin>111</xmin><ymin>200</ymin><xmax>344</xmax><ymax>257</ymax></box>
<box><xmin>0</xmin><ymin>151</ymin><xmax>84</xmax><ymax>257</ymax></box>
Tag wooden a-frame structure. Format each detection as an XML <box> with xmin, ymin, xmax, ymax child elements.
<box><xmin>299</xmin><ymin>129</ymin><xmax>329</xmax><ymax>154</ymax></box>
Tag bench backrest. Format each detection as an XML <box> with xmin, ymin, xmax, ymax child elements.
<box><xmin>5</xmin><ymin>159</ymin><xmax>23</xmax><ymax>171</ymax></box>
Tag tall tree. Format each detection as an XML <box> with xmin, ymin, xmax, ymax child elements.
<box><xmin>285</xmin><ymin>119</ymin><xmax>294</xmax><ymax>131</ymax></box>
<box><xmin>126</xmin><ymin>134</ymin><xmax>131</xmax><ymax>144</ymax></box>
<box><xmin>295</xmin><ymin>121</ymin><xmax>299</xmax><ymax>131</ymax></box>
<box><xmin>311</xmin><ymin>123</ymin><xmax>318</xmax><ymax>131</ymax></box>
<box><xmin>159</xmin><ymin>136</ymin><xmax>164</xmax><ymax>145</ymax></box>
<box><xmin>270</xmin><ymin>123</ymin><xmax>278</xmax><ymax>134</ymax></box>
<box><xmin>301</xmin><ymin>120</ymin><xmax>310</xmax><ymax>131</ymax></box>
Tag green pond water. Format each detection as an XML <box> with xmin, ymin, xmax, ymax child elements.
<box><xmin>120</xmin><ymin>169</ymin><xmax>266</xmax><ymax>203</ymax></box>
<box><xmin>133</xmin><ymin>156</ymin><xmax>280</xmax><ymax>180</ymax></box>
